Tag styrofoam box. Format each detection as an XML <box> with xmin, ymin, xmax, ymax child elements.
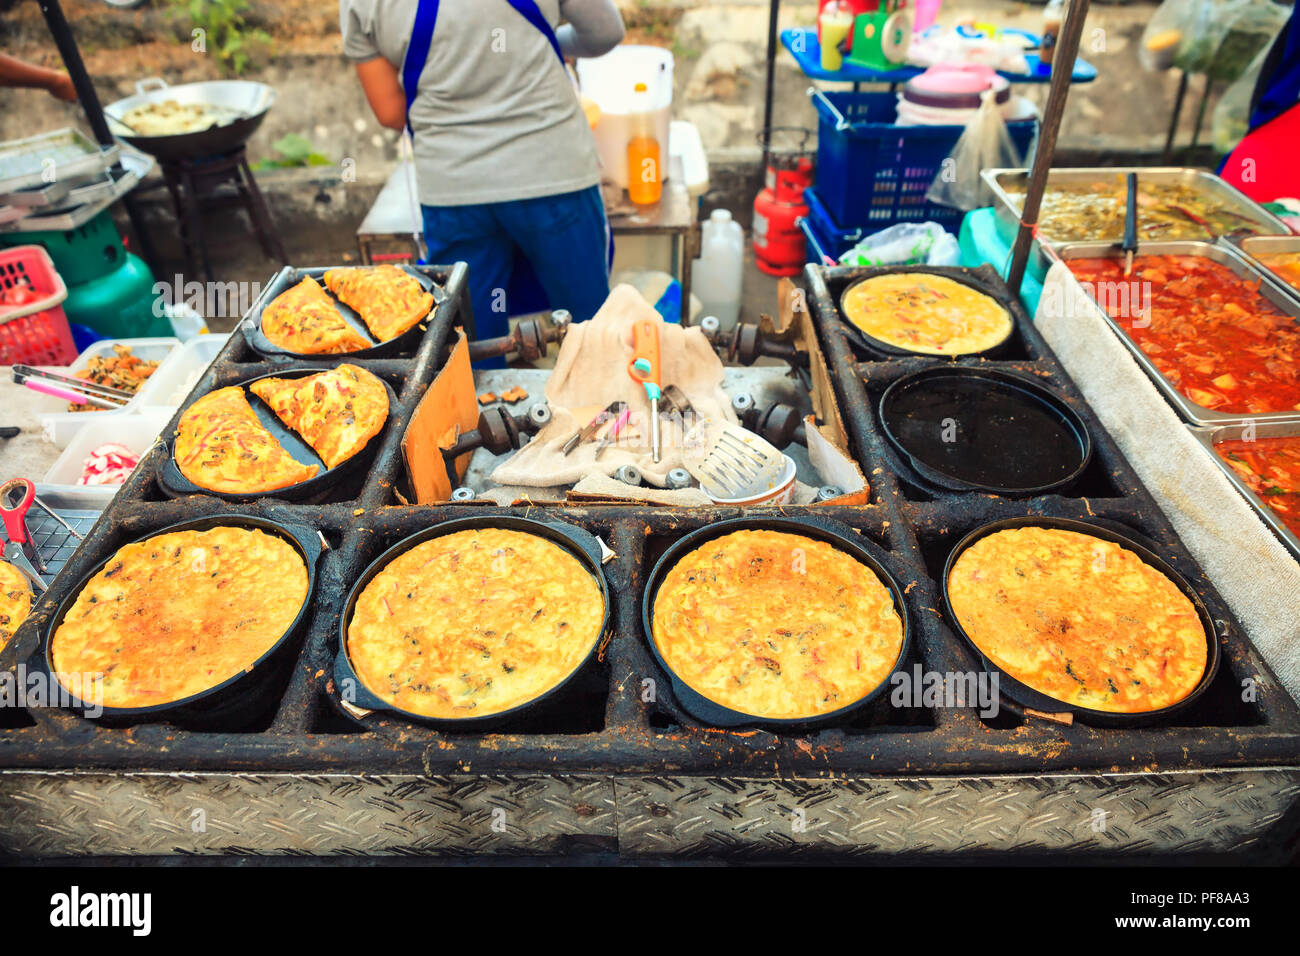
<box><xmin>36</xmin><ymin>337</ymin><xmax>179</xmax><ymax>449</ymax></box>
<box><xmin>139</xmin><ymin>333</ymin><xmax>230</xmax><ymax>410</ymax></box>
<box><xmin>40</xmin><ymin>408</ymin><xmax>174</xmax><ymax>509</ymax></box>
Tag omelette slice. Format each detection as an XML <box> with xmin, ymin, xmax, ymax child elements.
<box><xmin>249</xmin><ymin>364</ymin><xmax>389</xmax><ymax>470</ymax></box>
<box><xmin>323</xmin><ymin>265</ymin><xmax>434</xmax><ymax>342</ymax></box>
<box><xmin>50</xmin><ymin>527</ymin><xmax>309</xmax><ymax>709</ymax></box>
<box><xmin>947</xmin><ymin>526</ymin><xmax>1207</xmax><ymax>713</ymax></box>
<box><xmin>0</xmin><ymin>559</ymin><xmax>32</xmax><ymax>653</ymax></box>
<box><xmin>175</xmin><ymin>387</ymin><xmax>319</xmax><ymax>494</ymax></box>
<box><xmin>261</xmin><ymin>276</ymin><xmax>371</xmax><ymax>355</ymax></box>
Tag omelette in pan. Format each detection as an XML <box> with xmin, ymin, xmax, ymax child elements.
<box><xmin>841</xmin><ymin>274</ymin><xmax>1012</xmax><ymax>356</ymax></box>
<box><xmin>947</xmin><ymin>526</ymin><xmax>1208</xmax><ymax>713</ymax></box>
<box><xmin>50</xmin><ymin>526</ymin><xmax>309</xmax><ymax>709</ymax></box>
<box><xmin>652</xmin><ymin>530</ymin><xmax>904</xmax><ymax>721</ymax></box>
<box><xmin>0</xmin><ymin>560</ymin><xmax>32</xmax><ymax>653</ymax></box>
<box><xmin>347</xmin><ymin>528</ymin><xmax>604</xmax><ymax>719</ymax></box>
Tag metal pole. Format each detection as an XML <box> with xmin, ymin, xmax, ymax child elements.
<box><xmin>38</xmin><ymin>0</ymin><xmax>158</xmax><ymax>272</ymax></box>
<box><xmin>1007</xmin><ymin>0</ymin><xmax>1092</xmax><ymax>294</ymax></box>
<box><xmin>1163</xmin><ymin>70</ymin><xmax>1189</xmax><ymax>162</ymax></box>
<box><xmin>762</xmin><ymin>0</ymin><xmax>781</xmax><ymax>171</ymax></box>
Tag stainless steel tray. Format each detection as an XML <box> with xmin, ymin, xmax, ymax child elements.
<box><xmin>0</xmin><ymin>178</ymin><xmax>72</xmax><ymax>209</ymax></box>
<box><xmin>1228</xmin><ymin>235</ymin><xmax>1300</xmax><ymax>301</ymax></box>
<box><xmin>983</xmin><ymin>166</ymin><xmax>1290</xmax><ymax>286</ymax></box>
<box><xmin>1188</xmin><ymin>419</ymin><xmax>1300</xmax><ymax>564</ymax></box>
<box><xmin>0</xmin><ymin>128</ymin><xmax>120</xmax><ymax>195</ymax></box>
<box><xmin>1052</xmin><ymin>238</ymin><xmax>1300</xmax><ymax>426</ymax></box>
<box><xmin>0</xmin><ymin>149</ymin><xmax>152</xmax><ymax>234</ymax></box>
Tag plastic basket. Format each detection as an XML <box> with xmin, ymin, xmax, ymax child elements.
<box><xmin>810</xmin><ymin>89</ymin><xmax>1039</xmax><ymax>231</ymax></box>
<box><xmin>0</xmin><ymin>244</ymin><xmax>76</xmax><ymax>365</ymax></box>
<box><xmin>801</xmin><ymin>186</ymin><xmax>871</xmax><ymax>264</ymax></box>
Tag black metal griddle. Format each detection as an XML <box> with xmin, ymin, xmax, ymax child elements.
<box><xmin>0</xmin><ymin>259</ymin><xmax>1297</xmax><ymax>862</ymax></box>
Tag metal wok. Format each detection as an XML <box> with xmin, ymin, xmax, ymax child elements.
<box><xmin>103</xmin><ymin>77</ymin><xmax>276</xmax><ymax>163</ymax></box>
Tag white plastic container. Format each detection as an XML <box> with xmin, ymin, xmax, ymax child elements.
<box><xmin>40</xmin><ymin>408</ymin><xmax>174</xmax><ymax>508</ymax></box>
<box><xmin>691</xmin><ymin>209</ymin><xmax>745</xmax><ymax>331</ymax></box>
<box><xmin>32</xmin><ymin>337</ymin><xmax>180</xmax><ymax>449</ymax></box>
<box><xmin>577</xmin><ymin>45</ymin><xmax>673</xmax><ymax>190</ymax></box>
<box><xmin>138</xmin><ymin>333</ymin><xmax>229</xmax><ymax>409</ymax></box>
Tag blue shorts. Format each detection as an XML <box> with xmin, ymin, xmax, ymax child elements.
<box><xmin>421</xmin><ymin>184</ymin><xmax>611</xmax><ymax>346</ymax></box>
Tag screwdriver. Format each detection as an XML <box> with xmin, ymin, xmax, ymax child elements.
<box><xmin>627</xmin><ymin>318</ymin><xmax>663</xmax><ymax>463</ymax></box>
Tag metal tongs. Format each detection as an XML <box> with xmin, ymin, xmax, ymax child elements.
<box><xmin>562</xmin><ymin>401</ymin><xmax>629</xmax><ymax>456</ymax></box>
<box><xmin>11</xmin><ymin>364</ymin><xmax>133</xmax><ymax>409</ymax></box>
<box><xmin>1</xmin><ymin>478</ymin><xmax>48</xmax><ymax>592</ymax></box>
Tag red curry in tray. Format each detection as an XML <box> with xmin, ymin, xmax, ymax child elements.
<box><xmin>1214</xmin><ymin>437</ymin><xmax>1300</xmax><ymax>539</ymax></box>
<box><xmin>1067</xmin><ymin>255</ymin><xmax>1300</xmax><ymax>415</ymax></box>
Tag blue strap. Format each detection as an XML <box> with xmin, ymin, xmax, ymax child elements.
<box><xmin>401</xmin><ymin>0</ymin><xmax>440</xmax><ymax>133</ymax></box>
<box><xmin>507</xmin><ymin>0</ymin><xmax>566</xmax><ymax>65</ymax></box>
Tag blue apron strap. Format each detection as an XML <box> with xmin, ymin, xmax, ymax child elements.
<box><xmin>506</xmin><ymin>0</ymin><xmax>566</xmax><ymax>64</ymax></box>
<box><xmin>402</xmin><ymin>0</ymin><xmax>440</xmax><ymax>133</ymax></box>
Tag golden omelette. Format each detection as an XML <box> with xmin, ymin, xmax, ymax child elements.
<box><xmin>841</xmin><ymin>273</ymin><xmax>1012</xmax><ymax>356</ymax></box>
<box><xmin>652</xmin><ymin>530</ymin><xmax>904</xmax><ymax>720</ymax></box>
<box><xmin>347</xmin><ymin>528</ymin><xmax>604</xmax><ymax>719</ymax></box>
<box><xmin>50</xmin><ymin>527</ymin><xmax>308</xmax><ymax>709</ymax></box>
<box><xmin>0</xmin><ymin>559</ymin><xmax>32</xmax><ymax>653</ymax></box>
<box><xmin>947</xmin><ymin>526</ymin><xmax>1207</xmax><ymax>713</ymax></box>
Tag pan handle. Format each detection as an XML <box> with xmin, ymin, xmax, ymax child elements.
<box><xmin>135</xmin><ymin>77</ymin><xmax>168</xmax><ymax>96</ymax></box>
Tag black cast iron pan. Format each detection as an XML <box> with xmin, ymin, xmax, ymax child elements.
<box><xmin>940</xmin><ymin>515</ymin><xmax>1221</xmax><ymax>728</ymax></box>
<box><xmin>157</xmin><ymin>366</ymin><xmax>400</xmax><ymax>504</ymax></box>
<box><xmin>641</xmin><ymin>515</ymin><xmax>914</xmax><ymax>733</ymax></box>
<box><xmin>836</xmin><ymin>268</ymin><xmax>1018</xmax><ymax>360</ymax></box>
<box><xmin>31</xmin><ymin>513</ymin><xmax>322</xmax><ymax>732</ymax></box>
<box><xmin>878</xmin><ymin>366</ymin><xmax>1093</xmax><ymax>497</ymax></box>
<box><xmin>332</xmin><ymin>515</ymin><xmax>613</xmax><ymax>733</ymax></box>
<box><xmin>243</xmin><ymin>264</ymin><xmax>445</xmax><ymax>361</ymax></box>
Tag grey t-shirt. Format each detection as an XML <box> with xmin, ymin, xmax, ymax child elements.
<box><xmin>340</xmin><ymin>0</ymin><xmax>623</xmax><ymax>207</ymax></box>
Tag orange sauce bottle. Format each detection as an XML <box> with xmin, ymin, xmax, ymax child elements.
<box><xmin>626</xmin><ymin>82</ymin><xmax>662</xmax><ymax>206</ymax></box>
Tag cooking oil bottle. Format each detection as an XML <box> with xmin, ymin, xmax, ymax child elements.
<box><xmin>626</xmin><ymin>82</ymin><xmax>662</xmax><ymax>205</ymax></box>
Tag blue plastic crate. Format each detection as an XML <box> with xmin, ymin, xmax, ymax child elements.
<box><xmin>811</xmin><ymin>89</ymin><xmax>1038</xmax><ymax>231</ymax></box>
<box><xmin>800</xmin><ymin>186</ymin><xmax>866</xmax><ymax>264</ymax></box>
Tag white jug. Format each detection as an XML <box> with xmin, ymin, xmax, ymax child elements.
<box><xmin>692</xmin><ymin>209</ymin><xmax>744</xmax><ymax>331</ymax></box>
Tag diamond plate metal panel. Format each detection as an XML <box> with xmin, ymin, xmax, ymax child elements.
<box><xmin>0</xmin><ymin>773</ymin><xmax>615</xmax><ymax>857</ymax></box>
<box><xmin>615</xmin><ymin>769</ymin><xmax>1300</xmax><ymax>859</ymax></box>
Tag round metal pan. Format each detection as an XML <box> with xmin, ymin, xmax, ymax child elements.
<box><xmin>104</xmin><ymin>78</ymin><xmax>275</xmax><ymax>163</ymax></box>
<box><xmin>836</xmin><ymin>269</ymin><xmax>1018</xmax><ymax>360</ymax></box>
<box><xmin>243</xmin><ymin>266</ymin><xmax>444</xmax><ymax>361</ymax></box>
<box><xmin>31</xmin><ymin>513</ymin><xmax>322</xmax><ymax>731</ymax></box>
<box><xmin>940</xmin><ymin>515</ymin><xmax>1221</xmax><ymax>728</ymax></box>
<box><xmin>641</xmin><ymin>516</ymin><xmax>914</xmax><ymax>732</ymax></box>
<box><xmin>332</xmin><ymin>515</ymin><xmax>613</xmax><ymax>733</ymax></box>
<box><xmin>157</xmin><ymin>366</ymin><xmax>399</xmax><ymax>504</ymax></box>
<box><xmin>878</xmin><ymin>366</ymin><xmax>1093</xmax><ymax>497</ymax></box>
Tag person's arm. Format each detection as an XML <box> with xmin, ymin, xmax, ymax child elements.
<box><xmin>0</xmin><ymin>53</ymin><xmax>76</xmax><ymax>102</ymax></box>
<box><xmin>556</xmin><ymin>0</ymin><xmax>625</xmax><ymax>59</ymax></box>
<box><xmin>355</xmin><ymin>57</ymin><xmax>405</xmax><ymax>131</ymax></box>
<box><xmin>339</xmin><ymin>0</ymin><xmax>404</xmax><ymax>130</ymax></box>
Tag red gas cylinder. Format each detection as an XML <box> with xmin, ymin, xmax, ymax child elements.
<box><xmin>753</xmin><ymin>128</ymin><xmax>814</xmax><ymax>277</ymax></box>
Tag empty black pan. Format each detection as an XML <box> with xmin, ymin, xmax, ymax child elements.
<box><xmin>940</xmin><ymin>515</ymin><xmax>1221</xmax><ymax>728</ymax></box>
<box><xmin>243</xmin><ymin>264</ymin><xmax>445</xmax><ymax>361</ymax></box>
<box><xmin>332</xmin><ymin>515</ymin><xmax>612</xmax><ymax>733</ymax></box>
<box><xmin>31</xmin><ymin>513</ymin><xmax>322</xmax><ymax>732</ymax></box>
<box><xmin>879</xmin><ymin>366</ymin><xmax>1093</xmax><ymax>497</ymax></box>
<box><xmin>157</xmin><ymin>366</ymin><xmax>399</xmax><ymax>504</ymax></box>
<box><xmin>641</xmin><ymin>515</ymin><xmax>914</xmax><ymax>733</ymax></box>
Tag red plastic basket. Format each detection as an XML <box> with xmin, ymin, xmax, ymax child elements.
<box><xmin>0</xmin><ymin>244</ymin><xmax>75</xmax><ymax>366</ymax></box>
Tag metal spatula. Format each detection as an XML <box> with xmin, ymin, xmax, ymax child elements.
<box><xmin>683</xmin><ymin>419</ymin><xmax>787</xmax><ymax>499</ymax></box>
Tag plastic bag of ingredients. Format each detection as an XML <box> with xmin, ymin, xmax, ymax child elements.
<box><xmin>1173</xmin><ymin>0</ymin><xmax>1286</xmax><ymax>77</ymax></box>
<box><xmin>925</xmin><ymin>90</ymin><xmax>1025</xmax><ymax>212</ymax></box>
<box><xmin>1212</xmin><ymin>43</ymin><xmax>1270</xmax><ymax>153</ymax></box>
<box><xmin>837</xmin><ymin>222</ymin><xmax>961</xmax><ymax>267</ymax></box>
<box><xmin>1139</xmin><ymin>0</ymin><xmax>1197</xmax><ymax>71</ymax></box>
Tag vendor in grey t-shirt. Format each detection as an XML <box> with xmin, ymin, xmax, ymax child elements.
<box><xmin>340</xmin><ymin>0</ymin><xmax>625</xmax><ymax>345</ymax></box>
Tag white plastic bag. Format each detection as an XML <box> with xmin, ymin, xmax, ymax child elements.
<box><xmin>1212</xmin><ymin>43</ymin><xmax>1270</xmax><ymax>152</ymax></box>
<box><xmin>837</xmin><ymin>222</ymin><xmax>961</xmax><ymax>267</ymax></box>
<box><xmin>926</xmin><ymin>90</ymin><xmax>1025</xmax><ymax>212</ymax></box>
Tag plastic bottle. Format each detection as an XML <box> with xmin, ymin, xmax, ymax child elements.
<box><xmin>1040</xmin><ymin>0</ymin><xmax>1065</xmax><ymax>67</ymax></box>
<box><xmin>626</xmin><ymin>82</ymin><xmax>662</xmax><ymax>205</ymax></box>
<box><xmin>692</xmin><ymin>209</ymin><xmax>744</xmax><ymax>331</ymax></box>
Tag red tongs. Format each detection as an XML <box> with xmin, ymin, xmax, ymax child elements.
<box><xmin>1</xmin><ymin>478</ymin><xmax>48</xmax><ymax>592</ymax></box>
